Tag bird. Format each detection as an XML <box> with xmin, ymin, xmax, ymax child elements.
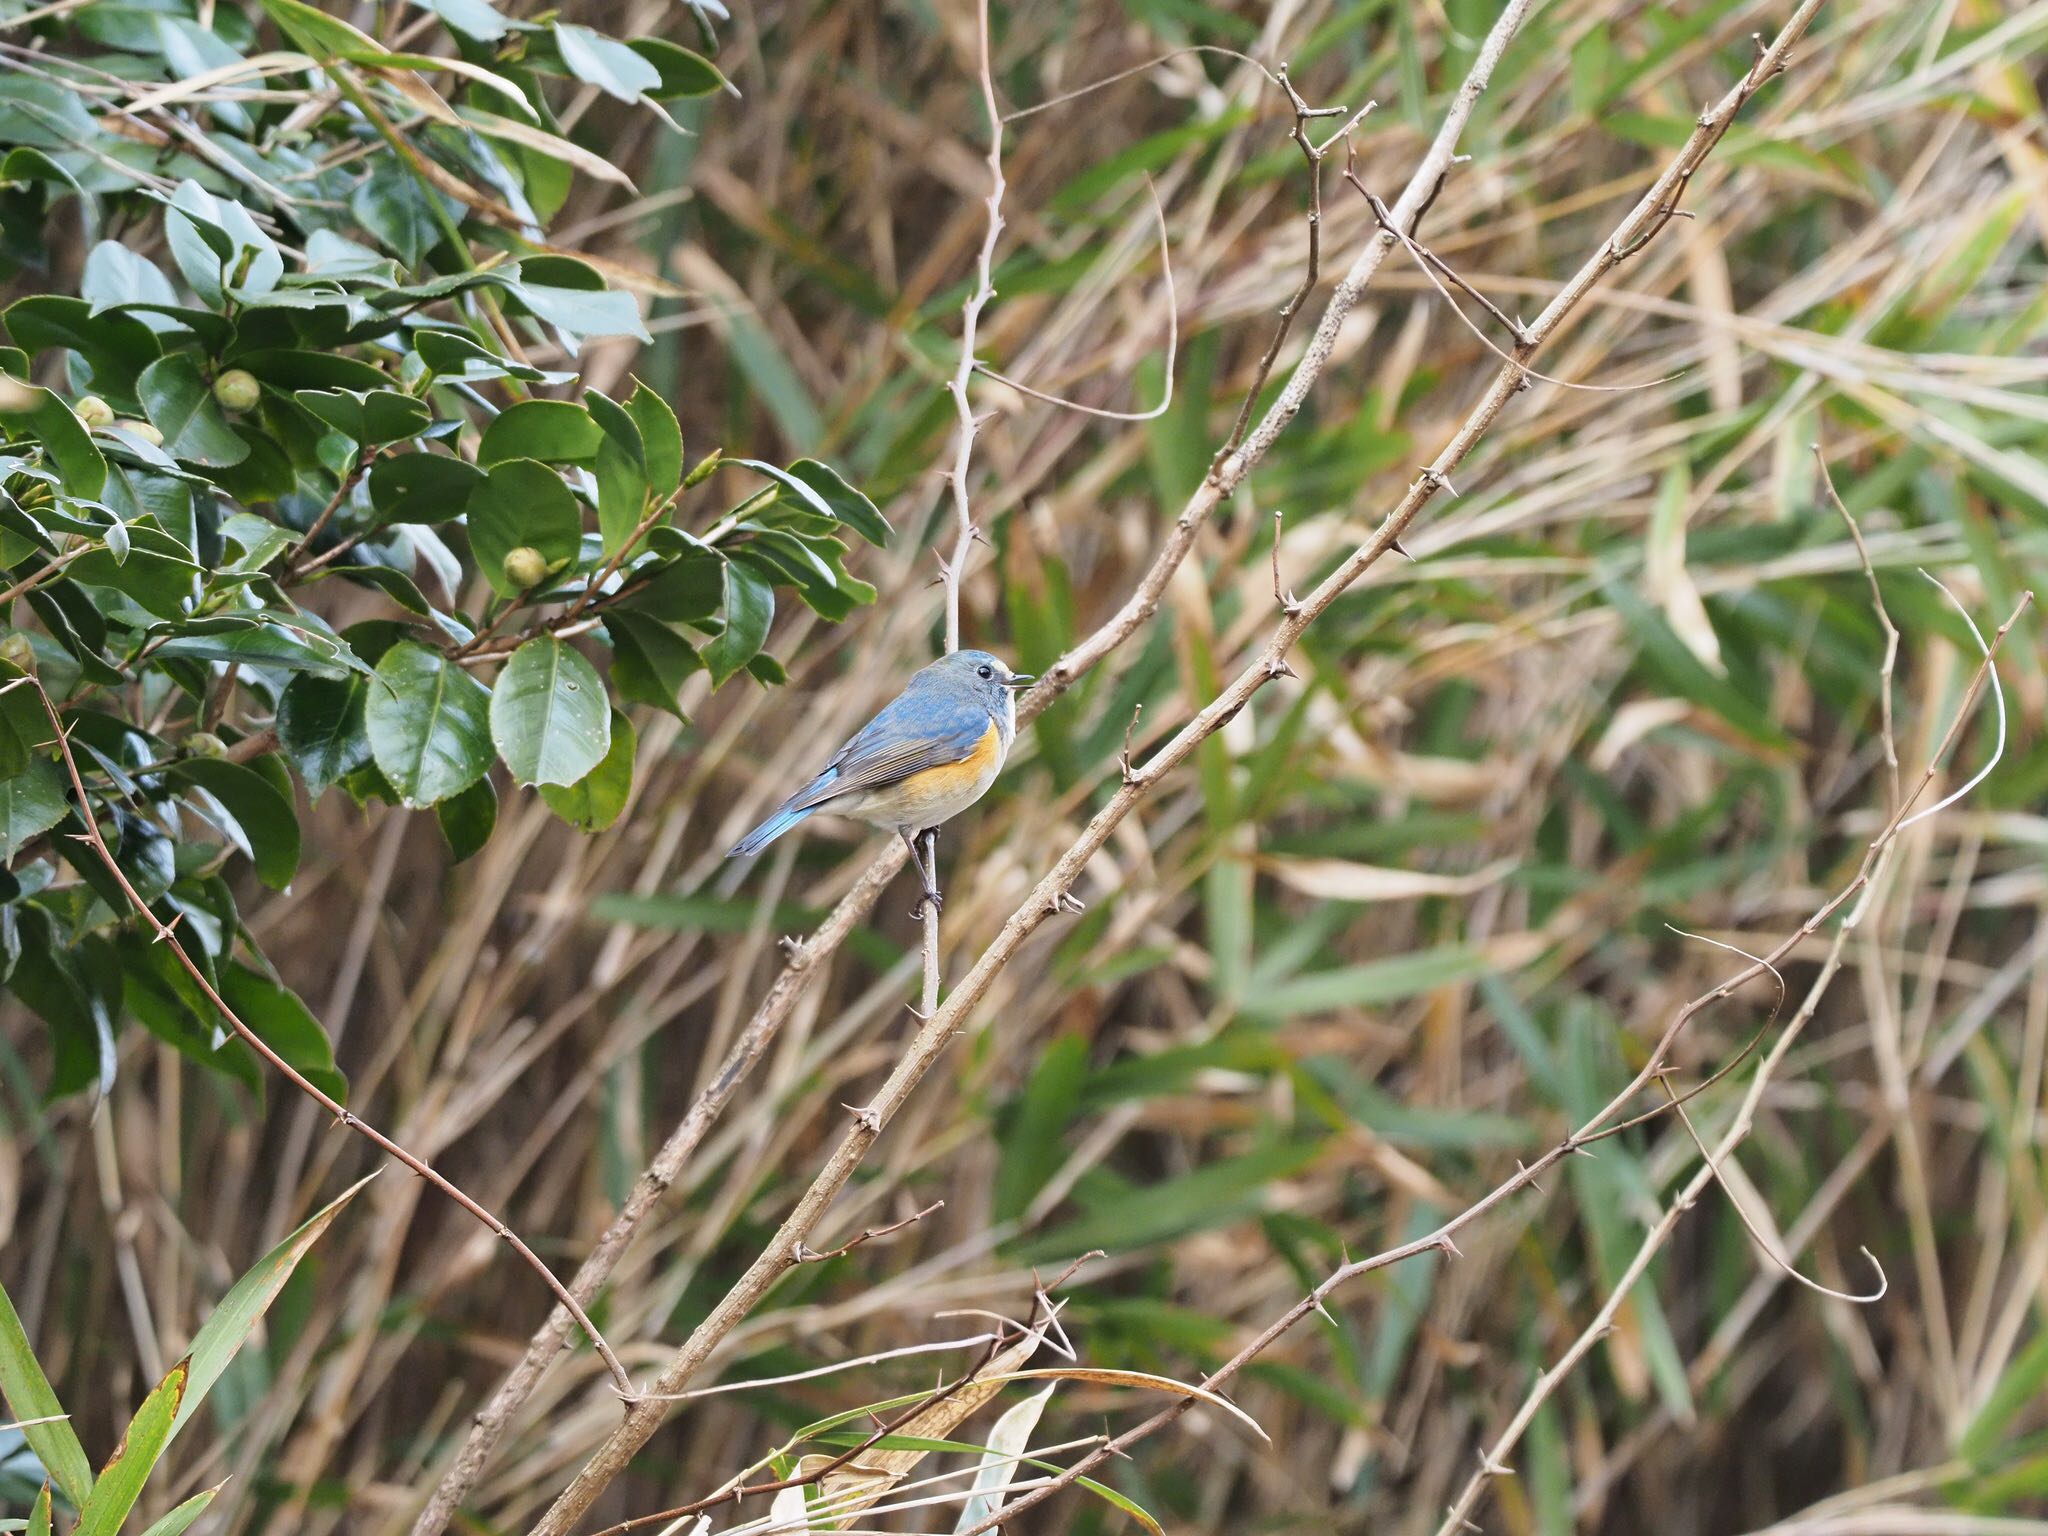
<box><xmin>726</xmin><ymin>649</ymin><xmax>1034</xmax><ymax>913</ymax></box>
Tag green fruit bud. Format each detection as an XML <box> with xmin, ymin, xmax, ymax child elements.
<box><xmin>682</xmin><ymin>447</ymin><xmax>722</xmax><ymax>488</ymax></box>
<box><xmin>186</xmin><ymin>732</ymin><xmax>227</xmax><ymax>758</ymax></box>
<box><xmin>0</xmin><ymin>633</ymin><xmax>36</xmax><ymax>671</ymax></box>
<box><xmin>75</xmin><ymin>395</ymin><xmax>114</xmax><ymax>428</ymax></box>
<box><xmin>119</xmin><ymin>419</ymin><xmax>164</xmax><ymax>447</ymax></box>
<box><xmin>502</xmin><ymin>545</ymin><xmax>550</xmax><ymax>589</ymax></box>
<box><xmin>212</xmin><ymin>368</ymin><xmax>261</xmax><ymax>412</ymax></box>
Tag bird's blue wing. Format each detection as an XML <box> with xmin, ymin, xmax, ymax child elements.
<box><xmin>783</xmin><ymin>687</ymin><xmax>992</xmax><ymax>813</ymax></box>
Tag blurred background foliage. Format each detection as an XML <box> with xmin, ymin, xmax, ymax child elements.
<box><xmin>5</xmin><ymin>0</ymin><xmax>2048</xmax><ymax>1533</ymax></box>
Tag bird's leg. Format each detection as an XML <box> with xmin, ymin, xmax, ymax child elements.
<box><xmin>903</xmin><ymin>828</ymin><xmax>943</xmax><ymax>918</ymax></box>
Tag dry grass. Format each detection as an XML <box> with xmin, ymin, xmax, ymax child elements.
<box><xmin>7</xmin><ymin>0</ymin><xmax>2048</xmax><ymax>1533</ymax></box>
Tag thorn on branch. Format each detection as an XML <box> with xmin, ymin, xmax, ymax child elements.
<box><xmin>842</xmin><ymin>1102</ymin><xmax>883</xmax><ymax>1136</ymax></box>
<box><xmin>1272</xmin><ymin>510</ymin><xmax>1302</xmax><ymax>615</ymax></box>
<box><xmin>1119</xmin><ymin>703</ymin><xmax>1144</xmax><ymax>785</ymax></box>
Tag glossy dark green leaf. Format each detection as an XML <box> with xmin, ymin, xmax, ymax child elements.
<box><xmin>489</xmin><ymin>635</ymin><xmax>611</xmax><ymax>786</ymax></box>
<box><xmin>153</xmin><ymin>619</ymin><xmax>362</xmax><ymax>678</ymax></box>
<box><xmin>414</xmin><ymin>329</ymin><xmax>561</xmax><ymax>384</ymax></box>
<box><xmin>594</xmin><ymin>427</ymin><xmax>649</xmax><ymax>555</ymax></box>
<box><xmin>170</xmin><ymin>758</ymin><xmax>300</xmax><ymax>889</ymax></box>
<box><xmin>365</xmin><ymin>641</ymin><xmax>493</xmax><ymax>807</ymax></box>
<box><xmin>220</xmin><ymin>962</ymin><xmax>346</xmax><ymax>1104</ymax></box>
<box><xmin>702</xmin><ymin>555</ymin><xmax>773</xmax><ymax>687</ymax></box>
<box><xmin>0</xmin><ymin>765</ymin><xmax>65</xmax><ymax>861</ymax></box>
<box><xmin>0</xmin><ymin>374</ymin><xmax>107</xmax><ymax>494</ymax></box>
<box><xmin>435</xmin><ymin>774</ymin><xmax>496</xmax><ymax>861</ymax></box>
<box><xmin>623</xmin><ymin>379</ymin><xmax>683</xmax><ymax>496</ymax></box>
<box><xmin>368</xmin><ymin>451</ymin><xmax>485</xmax><ymax>524</ymax></box>
<box><xmin>731</xmin><ymin>457</ymin><xmax>890</xmax><ymax>546</ymax></box>
<box><xmin>4</xmin><ymin>293</ymin><xmax>161</xmax><ymax>389</ymax></box>
<box><xmin>604</xmin><ymin>612</ymin><xmax>699</xmax><ymax>719</ymax></box>
<box><xmin>277</xmin><ymin>673</ymin><xmax>371</xmax><ymax>794</ymax></box>
<box><xmin>136</xmin><ymin>355</ymin><xmax>249</xmax><ymax>467</ymax></box>
<box><xmin>625</xmin><ymin>549</ymin><xmax>723</xmax><ymax>622</ymax></box>
<box><xmin>65</xmin><ymin>523</ymin><xmax>203</xmax><ymax>618</ymax></box>
<box><xmin>296</xmin><ymin>387</ymin><xmax>431</xmax><ymax>446</ymax></box>
<box><xmin>539</xmin><ymin>709</ymin><xmax>634</xmax><ymax>831</ymax></box>
<box><xmin>467</xmin><ymin>458</ymin><xmax>582</xmax><ymax>596</ymax></box>
<box><xmin>626</xmin><ymin>37</ymin><xmax>729</xmax><ymax>99</ymax></box>
<box><xmin>477</xmin><ymin>399</ymin><xmax>603</xmax><ymax>466</ymax></box>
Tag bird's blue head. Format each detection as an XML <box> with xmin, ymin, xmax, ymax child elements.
<box><xmin>913</xmin><ymin>649</ymin><xmax>1034</xmax><ymax>719</ymax></box>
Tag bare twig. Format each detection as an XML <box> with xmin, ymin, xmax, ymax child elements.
<box><xmin>1217</xmin><ymin>70</ymin><xmax>1376</xmax><ymax>462</ymax></box>
<box><xmin>972</xmin><ymin>180</ymin><xmax>1177</xmax><ymax>422</ymax></box>
<box><xmin>794</xmin><ymin>1200</ymin><xmax>945</xmax><ymax>1264</ymax></box>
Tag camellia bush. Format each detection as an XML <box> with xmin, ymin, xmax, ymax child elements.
<box><xmin>0</xmin><ymin>0</ymin><xmax>886</xmax><ymax>1103</ymax></box>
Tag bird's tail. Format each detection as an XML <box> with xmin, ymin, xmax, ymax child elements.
<box><xmin>727</xmin><ymin>800</ymin><xmax>815</xmax><ymax>858</ymax></box>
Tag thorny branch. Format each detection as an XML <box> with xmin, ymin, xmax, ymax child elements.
<box><xmin>528</xmin><ymin>4</ymin><xmax>1544</xmax><ymax>1531</ymax></box>
<box><xmin>1217</xmin><ymin>67</ymin><xmax>1375</xmax><ymax>463</ymax></box>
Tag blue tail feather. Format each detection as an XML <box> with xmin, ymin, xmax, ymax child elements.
<box><xmin>727</xmin><ymin>802</ymin><xmax>815</xmax><ymax>858</ymax></box>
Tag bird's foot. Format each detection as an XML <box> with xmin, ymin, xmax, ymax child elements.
<box><xmin>910</xmin><ymin>887</ymin><xmax>944</xmax><ymax>920</ymax></box>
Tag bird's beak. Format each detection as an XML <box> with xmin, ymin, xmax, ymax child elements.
<box><xmin>1004</xmin><ymin>673</ymin><xmax>1036</xmax><ymax>687</ymax></box>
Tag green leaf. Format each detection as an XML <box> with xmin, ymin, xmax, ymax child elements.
<box><xmin>254</xmin><ymin>0</ymin><xmax>388</xmax><ymax>61</ymax></box>
<box><xmin>553</xmin><ymin>22</ymin><xmax>662</xmax><ymax>101</ymax></box>
<box><xmin>604</xmin><ymin>612</ymin><xmax>699</xmax><ymax>718</ymax></box>
<box><xmin>153</xmin><ymin>619</ymin><xmax>362</xmax><ymax>678</ymax></box>
<box><xmin>73</xmin><ymin>1359</ymin><xmax>187</xmax><ymax>1536</ymax></box>
<box><xmin>413</xmin><ymin>330</ymin><xmax>563</xmax><ymax>384</ymax></box>
<box><xmin>784</xmin><ymin>458</ymin><xmax>891</xmax><ymax>545</ymax></box>
<box><xmin>297</xmin><ymin>387</ymin><xmax>431</xmax><ymax>447</ymax></box>
<box><xmin>730</xmin><ymin>457</ymin><xmax>890</xmax><ymax>545</ymax></box>
<box><xmin>1244</xmin><ymin>943</ymin><xmax>1506</xmax><ymax>1018</ymax></box>
<box><xmin>0</xmin><ymin>759</ymin><xmax>66</xmax><ymax>859</ymax></box>
<box><xmin>368</xmin><ymin>452</ymin><xmax>485</xmax><ymax>525</ymax></box>
<box><xmin>277</xmin><ymin>673</ymin><xmax>371</xmax><ymax>794</ymax></box>
<box><xmin>0</xmin><ymin>1279</ymin><xmax>94</xmax><ymax>1507</ymax></box>
<box><xmin>490</xmin><ymin>635</ymin><xmax>611</xmax><ymax>787</ymax></box>
<box><xmin>0</xmin><ymin>374</ymin><xmax>107</xmax><ymax>495</ymax></box>
<box><xmin>170</xmin><ymin>758</ymin><xmax>301</xmax><ymax>890</ymax></box>
<box><xmin>435</xmin><ymin>774</ymin><xmax>496</xmax><ymax>860</ymax></box>
<box><xmin>477</xmin><ymin>400</ymin><xmax>603</xmax><ymax>466</ymax></box>
<box><xmin>365</xmin><ymin>641</ymin><xmax>493</xmax><ymax>807</ymax></box>
<box><xmin>540</xmin><ymin>709</ymin><xmax>634</xmax><ymax>830</ymax></box>
<box><xmin>594</xmin><ymin>428</ymin><xmax>648</xmax><ymax>556</ymax></box>
<box><xmin>168</xmin><ymin>1175</ymin><xmax>371</xmax><ymax>1444</ymax></box>
<box><xmin>626</xmin><ymin>37</ymin><xmax>730</xmax><ymax>99</ymax></box>
<box><xmin>135</xmin><ymin>1484</ymin><xmax>226</xmax><ymax>1536</ymax></box>
<box><xmin>25</xmin><ymin>1483</ymin><xmax>51</xmax><ymax>1536</ymax></box>
<box><xmin>136</xmin><ymin>355</ymin><xmax>249</xmax><ymax>467</ymax></box>
<box><xmin>220</xmin><ymin>963</ymin><xmax>347</xmax><ymax>1104</ymax></box>
<box><xmin>623</xmin><ymin>379</ymin><xmax>682</xmax><ymax>496</ymax></box>
<box><xmin>467</xmin><ymin>459</ymin><xmax>582</xmax><ymax>598</ymax></box>
<box><xmin>701</xmin><ymin>556</ymin><xmax>773</xmax><ymax>687</ymax></box>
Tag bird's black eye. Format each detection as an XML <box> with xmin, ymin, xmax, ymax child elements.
<box><xmin>978</xmin><ymin>665</ymin><xmax>993</xmax><ymax>680</ymax></box>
